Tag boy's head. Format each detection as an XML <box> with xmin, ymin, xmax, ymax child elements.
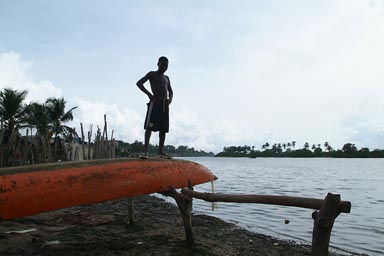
<box><xmin>157</xmin><ymin>56</ymin><xmax>169</xmax><ymax>73</ymax></box>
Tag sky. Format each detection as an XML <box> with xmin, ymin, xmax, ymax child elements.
<box><xmin>1</xmin><ymin>0</ymin><xmax>384</xmax><ymax>153</ymax></box>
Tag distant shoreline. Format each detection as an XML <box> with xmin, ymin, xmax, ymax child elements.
<box><xmin>215</xmin><ymin>155</ymin><xmax>384</xmax><ymax>158</ymax></box>
<box><xmin>215</xmin><ymin>145</ymin><xmax>384</xmax><ymax>158</ymax></box>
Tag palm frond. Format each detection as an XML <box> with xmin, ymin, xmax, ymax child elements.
<box><xmin>61</xmin><ymin>106</ymin><xmax>77</xmax><ymax>122</ymax></box>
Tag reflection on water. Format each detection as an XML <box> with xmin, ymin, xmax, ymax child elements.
<box><xmin>181</xmin><ymin>157</ymin><xmax>384</xmax><ymax>256</ymax></box>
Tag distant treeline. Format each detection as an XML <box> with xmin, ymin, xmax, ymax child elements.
<box><xmin>216</xmin><ymin>142</ymin><xmax>384</xmax><ymax>158</ymax></box>
<box><xmin>115</xmin><ymin>140</ymin><xmax>215</xmax><ymax>157</ymax></box>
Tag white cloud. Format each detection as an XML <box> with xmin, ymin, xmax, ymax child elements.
<box><xmin>72</xmin><ymin>0</ymin><xmax>384</xmax><ymax>154</ymax></box>
<box><xmin>69</xmin><ymin>101</ymin><xmax>230</xmax><ymax>153</ymax></box>
<box><xmin>69</xmin><ymin>98</ymin><xmax>143</xmax><ymax>144</ymax></box>
<box><xmin>2</xmin><ymin>1</ymin><xmax>384</xmax><ymax>153</ymax></box>
<box><xmin>0</xmin><ymin>51</ymin><xmax>244</xmax><ymax>153</ymax></box>
<box><xmin>201</xmin><ymin>0</ymin><xmax>384</xmax><ymax>150</ymax></box>
<box><xmin>343</xmin><ymin>94</ymin><xmax>384</xmax><ymax>149</ymax></box>
<box><xmin>0</xmin><ymin>52</ymin><xmax>62</xmax><ymax>102</ymax></box>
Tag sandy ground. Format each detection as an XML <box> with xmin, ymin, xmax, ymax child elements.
<box><xmin>0</xmin><ymin>195</ymin><xmax>350</xmax><ymax>256</ymax></box>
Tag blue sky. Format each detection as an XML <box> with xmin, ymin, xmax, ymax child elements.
<box><xmin>1</xmin><ymin>0</ymin><xmax>384</xmax><ymax>153</ymax></box>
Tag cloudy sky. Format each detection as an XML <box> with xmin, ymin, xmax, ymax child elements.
<box><xmin>1</xmin><ymin>0</ymin><xmax>384</xmax><ymax>153</ymax></box>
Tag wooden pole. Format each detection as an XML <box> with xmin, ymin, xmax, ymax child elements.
<box><xmin>24</xmin><ymin>129</ymin><xmax>28</xmax><ymax>165</ymax></box>
<box><xmin>103</xmin><ymin>114</ymin><xmax>108</xmax><ymax>158</ymax></box>
<box><xmin>127</xmin><ymin>198</ymin><xmax>135</xmax><ymax>225</ymax></box>
<box><xmin>16</xmin><ymin>134</ymin><xmax>21</xmax><ymax>166</ymax></box>
<box><xmin>30</xmin><ymin>128</ymin><xmax>34</xmax><ymax>165</ymax></box>
<box><xmin>162</xmin><ymin>185</ymin><xmax>194</xmax><ymax>245</ymax></box>
<box><xmin>181</xmin><ymin>189</ymin><xmax>351</xmax><ymax>213</ymax></box>
<box><xmin>311</xmin><ymin>193</ymin><xmax>345</xmax><ymax>256</ymax></box>
<box><xmin>80</xmin><ymin>123</ymin><xmax>86</xmax><ymax>160</ymax></box>
<box><xmin>88</xmin><ymin>124</ymin><xmax>93</xmax><ymax>160</ymax></box>
<box><xmin>109</xmin><ymin>130</ymin><xmax>114</xmax><ymax>159</ymax></box>
<box><xmin>95</xmin><ymin>126</ymin><xmax>101</xmax><ymax>159</ymax></box>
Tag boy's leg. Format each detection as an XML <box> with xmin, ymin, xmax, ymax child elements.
<box><xmin>141</xmin><ymin>129</ymin><xmax>152</xmax><ymax>158</ymax></box>
<box><xmin>158</xmin><ymin>131</ymin><xmax>165</xmax><ymax>154</ymax></box>
<box><xmin>158</xmin><ymin>132</ymin><xmax>172</xmax><ymax>158</ymax></box>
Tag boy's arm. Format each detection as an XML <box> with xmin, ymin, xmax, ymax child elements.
<box><xmin>167</xmin><ymin>76</ymin><xmax>173</xmax><ymax>105</ymax></box>
<box><xmin>136</xmin><ymin>72</ymin><xmax>153</xmax><ymax>100</ymax></box>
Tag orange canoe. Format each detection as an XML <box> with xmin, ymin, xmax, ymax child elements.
<box><xmin>0</xmin><ymin>158</ymin><xmax>215</xmax><ymax>221</ymax></box>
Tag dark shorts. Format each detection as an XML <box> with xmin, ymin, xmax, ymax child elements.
<box><xmin>144</xmin><ymin>100</ymin><xmax>169</xmax><ymax>133</ymax></box>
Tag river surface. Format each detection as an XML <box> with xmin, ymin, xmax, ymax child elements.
<box><xmin>175</xmin><ymin>157</ymin><xmax>384</xmax><ymax>255</ymax></box>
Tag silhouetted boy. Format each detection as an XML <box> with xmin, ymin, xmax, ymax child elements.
<box><xmin>136</xmin><ymin>56</ymin><xmax>173</xmax><ymax>159</ymax></box>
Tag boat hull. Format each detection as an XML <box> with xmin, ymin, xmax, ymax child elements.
<box><xmin>0</xmin><ymin>158</ymin><xmax>215</xmax><ymax>221</ymax></box>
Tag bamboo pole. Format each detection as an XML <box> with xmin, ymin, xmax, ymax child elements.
<box><xmin>16</xmin><ymin>134</ymin><xmax>21</xmax><ymax>166</ymax></box>
<box><xmin>24</xmin><ymin>129</ymin><xmax>28</xmax><ymax>165</ymax></box>
<box><xmin>104</xmin><ymin>114</ymin><xmax>108</xmax><ymax>143</ymax></box>
<box><xmin>95</xmin><ymin>126</ymin><xmax>101</xmax><ymax>159</ymax></box>
<box><xmin>110</xmin><ymin>130</ymin><xmax>114</xmax><ymax>158</ymax></box>
<box><xmin>47</xmin><ymin>135</ymin><xmax>51</xmax><ymax>163</ymax></box>
<box><xmin>8</xmin><ymin>128</ymin><xmax>18</xmax><ymax>166</ymax></box>
<box><xmin>80</xmin><ymin>123</ymin><xmax>86</xmax><ymax>160</ymax></box>
<box><xmin>180</xmin><ymin>189</ymin><xmax>351</xmax><ymax>213</ymax></box>
<box><xmin>88</xmin><ymin>124</ymin><xmax>93</xmax><ymax>160</ymax></box>
<box><xmin>30</xmin><ymin>128</ymin><xmax>34</xmax><ymax>165</ymax></box>
<box><xmin>103</xmin><ymin>114</ymin><xmax>108</xmax><ymax>158</ymax></box>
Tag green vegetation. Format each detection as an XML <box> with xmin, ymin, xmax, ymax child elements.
<box><xmin>216</xmin><ymin>141</ymin><xmax>384</xmax><ymax>158</ymax></box>
<box><xmin>115</xmin><ymin>140</ymin><xmax>214</xmax><ymax>157</ymax></box>
<box><xmin>0</xmin><ymin>88</ymin><xmax>78</xmax><ymax>167</ymax></box>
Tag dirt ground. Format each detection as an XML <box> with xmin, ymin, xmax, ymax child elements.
<box><xmin>0</xmin><ymin>195</ymin><xmax>350</xmax><ymax>256</ymax></box>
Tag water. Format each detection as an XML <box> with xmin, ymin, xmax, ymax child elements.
<box><xmin>179</xmin><ymin>157</ymin><xmax>384</xmax><ymax>255</ymax></box>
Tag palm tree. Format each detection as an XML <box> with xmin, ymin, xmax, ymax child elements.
<box><xmin>24</xmin><ymin>102</ymin><xmax>51</xmax><ymax>163</ymax></box>
<box><xmin>0</xmin><ymin>88</ymin><xmax>28</xmax><ymax>136</ymax></box>
<box><xmin>45</xmin><ymin>97</ymin><xmax>78</xmax><ymax>139</ymax></box>
<box><xmin>304</xmin><ymin>142</ymin><xmax>309</xmax><ymax>150</ymax></box>
<box><xmin>45</xmin><ymin>97</ymin><xmax>78</xmax><ymax>161</ymax></box>
<box><xmin>292</xmin><ymin>141</ymin><xmax>296</xmax><ymax>150</ymax></box>
<box><xmin>324</xmin><ymin>142</ymin><xmax>332</xmax><ymax>152</ymax></box>
<box><xmin>24</xmin><ymin>103</ymin><xmax>50</xmax><ymax>135</ymax></box>
<box><xmin>0</xmin><ymin>88</ymin><xmax>28</xmax><ymax>166</ymax></box>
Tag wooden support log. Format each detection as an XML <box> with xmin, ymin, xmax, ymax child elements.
<box><xmin>311</xmin><ymin>193</ymin><xmax>344</xmax><ymax>256</ymax></box>
<box><xmin>127</xmin><ymin>198</ymin><xmax>135</xmax><ymax>225</ymax></box>
<box><xmin>181</xmin><ymin>189</ymin><xmax>351</xmax><ymax>213</ymax></box>
<box><xmin>161</xmin><ymin>185</ymin><xmax>194</xmax><ymax>245</ymax></box>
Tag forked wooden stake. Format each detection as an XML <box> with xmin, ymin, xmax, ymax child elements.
<box><xmin>127</xmin><ymin>198</ymin><xmax>135</xmax><ymax>225</ymax></box>
<box><xmin>161</xmin><ymin>182</ymin><xmax>194</xmax><ymax>245</ymax></box>
<box><xmin>311</xmin><ymin>193</ymin><xmax>346</xmax><ymax>256</ymax></box>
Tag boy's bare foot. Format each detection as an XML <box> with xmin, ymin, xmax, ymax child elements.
<box><xmin>157</xmin><ymin>152</ymin><xmax>172</xmax><ymax>159</ymax></box>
